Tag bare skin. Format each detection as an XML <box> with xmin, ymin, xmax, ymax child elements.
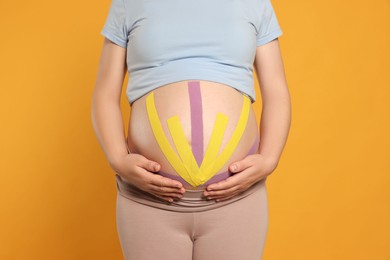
<box><xmin>92</xmin><ymin>38</ymin><xmax>185</xmax><ymax>202</ymax></box>
<box><xmin>204</xmin><ymin>39</ymin><xmax>291</xmax><ymax>201</ymax></box>
<box><xmin>91</xmin><ymin>37</ymin><xmax>290</xmax><ymax>202</ymax></box>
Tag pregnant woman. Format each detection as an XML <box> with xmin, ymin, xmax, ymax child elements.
<box><xmin>92</xmin><ymin>0</ymin><xmax>291</xmax><ymax>259</ymax></box>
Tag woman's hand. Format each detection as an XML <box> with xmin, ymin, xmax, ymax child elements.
<box><xmin>112</xmin><ymin>153</ymin><xmax>186</xmax><ymax>203</ymax></box>
<box><xmin>203</xmin><ymin>153</ymin><xmax>278</xmax><ymax>202</ymax></box>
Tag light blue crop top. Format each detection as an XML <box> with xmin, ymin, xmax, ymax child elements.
<box><xmin>101</xmin><ymin>0</ymin><xmax>283</xmax><ymax>105</ymax></box>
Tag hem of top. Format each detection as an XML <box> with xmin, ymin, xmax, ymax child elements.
<box><xmin>256</xmin><ymin>29</ymin><xmax>283</xmax><ymax>46</ymax></box>
<box><xmin>101</xmin><ymin>29</ymin><xmax>127</xmax><ymax>49</ymax></box>
<box><xmin>128</xmin><ymin>77</ymin><xmax>257</xmax><ymax>105</ymax></box>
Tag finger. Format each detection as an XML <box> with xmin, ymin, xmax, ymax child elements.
<box><xmin>208</xmin><ymin>188</ymin><xmax>245</xmax><ymax>200</ymax></box>
<box><xmin>149</xmin><ymin>184</ymin><xmax>185</xmax><ymax>195</ymax></box>
<box><xmin>152</xmin><ymin>191</ymin><xmax>184</xmax><ymax>199</ymax></box>
<box><xmin>154</xmin><ymin>195</ymin><xmax>175</xmax><ymax>203</ymax></box>
<box><xmin>214</xmin><ymin>191</ymin><xmax>242</xmax><ymax>202</ymax></box>
<box><xmin>205</xmin><ymin>174</ymin><xmax>240</xmax><ymax>191</ymax></box>
<box><xmin>228</xmin><ymin>155</ymin><xmax>256</xmax><ymax>174</ymax></box>
<box><xmin>150</xmin><ymin>174</ymin><xmax>184</xmax><ymax>190</ymax></box>
<box><xmin>136</xmin><ymin>155</ymin><xmax>161</xmax><ymax>172</ymax></box>
<box><xmin>204</xmin><ymin>185</ymin><xmax>240</xmax><ymax>197</ymax></box>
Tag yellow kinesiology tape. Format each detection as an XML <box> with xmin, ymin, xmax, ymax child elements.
<box><xmin>145</xmin><ymin>91</ymin><xmax>250</xmax><ymax>187</ymax></box>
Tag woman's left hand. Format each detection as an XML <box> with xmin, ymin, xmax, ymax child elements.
<box><xmin>203</xmin><ymin>153</ymin><xmax>278</xmax><ymax>201</ymax></box>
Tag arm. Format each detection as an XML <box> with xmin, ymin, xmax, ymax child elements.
<box><xmin>204</xmin><ymin>39</ymin><xmax>291</xmax><ymax>200</ymax></box>
<box><xmin>253</xmin><ymin>38</ymin><xmax>291</xmax><ymax>169</ymax></box>
<box><xmin>91</xmin><ymin>38</ymin><xmax>129</xmax><ymax>170</ymax></box>
<box><xmin>91</xmin><ymin>39</ymin><xmax>185</xmax><ymax>202</ymax></box>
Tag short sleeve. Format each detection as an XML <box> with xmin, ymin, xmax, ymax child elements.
<box><xmin>101</xmin><ymin>0</ymin><xmax>128</xmax><ymax>48</ymax></box>
<box><xmin>256</xmin><ymin>0</ymin><xmax>283</xmax><ymax>46</ymax></box>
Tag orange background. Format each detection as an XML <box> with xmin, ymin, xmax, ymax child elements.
<box><xmin>1</xmin><ymin>0</ymin><xmax>389</xmax><ymax>259</ymax></box>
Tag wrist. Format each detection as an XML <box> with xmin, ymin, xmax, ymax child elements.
<box><xmin>108</xmin><ymin>152</ymin><xmax>129</xmax><ymax>174</ymax></box>
<box><xmin>261</xmin><ymin>154</ymin><xmax>279</xmax><ymax>174</ymax></box>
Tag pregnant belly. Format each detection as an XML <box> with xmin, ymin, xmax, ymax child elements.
<box><xmin>127</xmin><ymin>80</ymin><xmax>259</xmax><ymax>190</ymax></box>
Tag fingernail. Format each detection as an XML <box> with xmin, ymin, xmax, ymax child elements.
<box><xmin>207</xmin><ymin>186</ymin><xmax>213</xmax><ymax>191</ymax></box>
<box><xmin>232</xmin><ymin>164</ymin><xmax>237</xmax><ymax>172</ymax></box>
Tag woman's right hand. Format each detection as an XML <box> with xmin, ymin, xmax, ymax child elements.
<box><xmin>111</xmin><ymin>153</ymin><xmax>186</xmax><ymax>202</ymax></box>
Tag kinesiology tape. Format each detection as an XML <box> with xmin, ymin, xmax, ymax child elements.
<box><xmin>146</xmin><ymin>81</ymin><xmax>250</xmax><ymax>187</ymax></box>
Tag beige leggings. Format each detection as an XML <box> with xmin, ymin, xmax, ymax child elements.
<box><xmin>115</xmin><ymin>175</ymin><xmax>269</xmax><ymax>260</ymax></box>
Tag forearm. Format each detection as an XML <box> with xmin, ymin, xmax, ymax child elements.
<box><xmin>91</xmin><ymin>90</ymin><xmax>129</xmax><ymax>172</ymax></box>
<box><xmin>258</xmin><ymin>86</ymin><xmax>291</xmax><ymax>169</ymax></box>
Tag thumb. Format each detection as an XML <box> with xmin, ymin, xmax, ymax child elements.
<box><xmin>139</xmin><ymin>156</ymin><xmax>161</xmax><ymax>172</ymax></box>
<box><xmin>229</xmin><ymin>157</ymin><xmax>250</xmax><ymax>173</ymax></box>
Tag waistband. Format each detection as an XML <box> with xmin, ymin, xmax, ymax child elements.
<box><xmin>115</xmin><ymin>174</ymin><xmax>266</xmax><ymax>212</ymax></box>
